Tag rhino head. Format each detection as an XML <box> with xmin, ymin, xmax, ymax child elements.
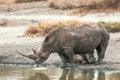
<box><xmin>17</xmin><ymin>49</ymin><xmax>50</xmax><ymax>64</ymax></box>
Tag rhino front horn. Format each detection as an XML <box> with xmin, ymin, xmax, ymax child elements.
<box><xmin>16</xmin><ymin>50</ymin><xmax>35</xmax><ymax>59</ymax></box>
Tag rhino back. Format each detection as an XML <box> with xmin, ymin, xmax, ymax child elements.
<box><xmin>41</xmin><ymin>25</ymin><xmax>109</xmax><ymax>53</ymax></box>
<box><xmin>56</xmin><ymin>25</ymin><xmax>102</xmax><ymax>53</ymax></box>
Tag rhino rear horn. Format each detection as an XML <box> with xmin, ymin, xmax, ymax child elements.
<box><xmin>16</xmin><ymin>50</ymin><xmax>35</xmax><ymax>59</ymax></box>
<box><xmin>32</xmin><ymin>48</ymin><xmax>37</xmax><ymax>54</ymax></box>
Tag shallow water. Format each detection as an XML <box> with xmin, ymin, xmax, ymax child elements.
<box><xmin>0</xmin><ymin>64</ymin><xmax>120</xmax><ymax>80</ymax></box>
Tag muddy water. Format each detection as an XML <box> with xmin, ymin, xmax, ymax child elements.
<box><xmin>0</xmin><ymin>64</ymin><xmax>120</xmax><ymax>80</ymax></box>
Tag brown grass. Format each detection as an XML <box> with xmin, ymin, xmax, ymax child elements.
<box><xmin>25</xmin><ymin>21</ymin><xmax>120</xmax><ymax>37</ymax></box>
<box><xmin>25</xmin><ymin>20</ymin><xmax>87</xmax><ymax>37</ymax></box>
<box><xmin>16</xmin><ymin>0</ymin><xmax>46</xmax><ymax>3</ymax></box>
<box><xmin>48</xmin><ymin>0</ymin><xmax>83</xmax><ymax>9</ymax></box>
<box><xmin>48</xmin><ymin>0</ymin><xmax>120</xmax><ymax>10</ymax></box>
<box><xmin>0</xmin><ymin>1</ymin><xmax>47</xmax><ymax>12</ymax></box>
<box><xmin>90</xmin><ymin>0</ymin><xmax>120</xmax><ymax>9</ymax></box>
<box><xmin>48</xmin><ymin>0</ymin><xmax>74</xmax><ymax>9</ymax></box>
<box><xmin>98</xmin><ymin>21</ymin><xmax>120</xmax><ymax>32</ymax></box>
<box><xmin>0</xmin><ymin>19</ymin><xmax>7</xmax><ymax>26</ymax></box>
<box><xmin>0</xmin><ymin>0</ymin><xmax>46</xmax><ymax>4</ymax></box>
<box><xmin>69</xmin><ymin>0</ymin><xmax>120</xmax><ymax>16</ymax></box>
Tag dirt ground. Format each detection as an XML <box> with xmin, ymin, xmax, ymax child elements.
<box><xmin>0</xmin><ymin>1</ymin><xmax>120</xmax><ymax>70</ymax></box>
<box><xmin>0</xmin><ymin>1</ymin><xmax>73</xmax><ymax>15</ymax></box>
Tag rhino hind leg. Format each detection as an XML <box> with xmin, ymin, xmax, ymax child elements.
<box><xmin>85</xmin><ymin>53</ymin><xmax>96</xmax><ymax>64</ymax></box>
<box><xmin>95</xmin><ymin>41</ymin><xmax>108</xmax><ymax>64</ymax></box>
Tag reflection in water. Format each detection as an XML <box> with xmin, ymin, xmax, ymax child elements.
<box><xmin>59</xmin><ymin>69</ymin><xmax>106</xmax><ymax>80</ymax></box>
<box><xmin>59</xmin><ymin>69</ymin><xmax>74</xmax><ymax>80</ymax></box>
<box><xmin>59</xmin><ymin>69</ymin><xmax>120</xmax><ymax>80</ymax></box>
<box><xmin>107</xmin><ymin>73</ymin><xmax>120</xmax><ymax>80</ymax></box>
<box><xmin>27</xmin><ymin>73</ymin><xmax>50</xmax><ymax>80</ymax></box>
<box><xmin>0</xmin><ymin>65</ymin><xmax>120</xmax><ymax>80</ymax></box>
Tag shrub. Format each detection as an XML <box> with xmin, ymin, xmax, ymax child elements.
<box><xmin>92</xmin><ymin>0</ymin><xmax>120</xmax><ymax>9</ymax></box>
<box><xmin>25</xmin><ymin>20</ymin><xmax>87</xmax><ymax>36</ymax></box>
<box><xmin>48</xmin><ymin>0</ymin><xmax>120</xmax><ymax>9</ymax></box>
<box><xmin>48</xmin><ymin>0</ymin><xmax>74</xmax><ymax>9</ymax></box>
<box><xmin>99</xmin><ymin>21</ymin><xmax>120</xmax><ymax>32</ymax></box>
<box><xmin>25</xmin><ymin>21</ymin><xmax>120</xmax><ymax>37</ymax></box>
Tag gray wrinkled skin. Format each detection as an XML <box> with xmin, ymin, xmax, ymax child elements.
<box><xmin>19</xmin><ymin>24</ymin><xmax>110</xmax><ymax>67</ymax></box>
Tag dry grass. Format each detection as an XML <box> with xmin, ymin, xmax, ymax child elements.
<box><xmin>48</xmin><ymin>0</ymin><xmax>74</xmax><ymax>9</ymax></box>
<box><xmin>89</xmin><ymin>0</ymin><xmax>120</xmax><ymax>9</ymax></box>
<box><xmin>16</xmin><ymin>0</ymin><xmax>46</xmax><ymax>3</ymax></box>
<box><xmin>48</xmin><ymin>0</ymin><xmax>85</xmax><ymax>9</ymax></box>
<box><xmin>0</xmin><ymin>19</ymin><xmax>7</xmax><ymax>26</ymax></box>
<box><xmin>0</xmin><ymin>1</ymin><xmax>47</xmax><ymax>12</ymax></box>
<box><xmin>25</xmin><ymin>20</ymin><xmax>87</xmax><ymax>37</ymax></box>
<box><xmin>48</xmin><ymin>0</ymin><xmax>120</xmax><ymax>10</ymax></box>
<box><xmin>98</xmin><ymin>21</ymin><xmax>120</xmax><ymax>32</ymax></box>
<box><xmin>0</xmin><ymin>0</ymin><xmax>46</xmax><ymax>4</ymax></box>
<box><xmin>25</xmin><ymin>20</ymin><xmax>120</xmax><ymax>37</ymax></box>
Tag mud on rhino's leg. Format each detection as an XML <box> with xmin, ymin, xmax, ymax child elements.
<box><xmin>96</xmin><ymin>41</ymin><xmax>108</xmax><ymax>64</ymax></box>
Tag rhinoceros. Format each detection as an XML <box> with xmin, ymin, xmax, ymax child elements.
<box><xmin>17</xmin><ymin>24</ymin><xmax>109</xmax><ymax>67</ymax></box>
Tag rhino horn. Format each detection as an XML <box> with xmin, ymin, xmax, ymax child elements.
<box><xmin>16</xmin><ymin>50</ymin><xmax>35</xmax><ymax>59</ymax></box>
<box><xmin>32</xmin><ymin>48</ymin><xmax>37</xmax><ymax>54</ymax></box>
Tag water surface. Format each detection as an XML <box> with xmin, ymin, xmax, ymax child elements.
<box><xmin>0</xmin><ymin>65</ymin><xmax>120</xmax><ymax>80</ymax></box>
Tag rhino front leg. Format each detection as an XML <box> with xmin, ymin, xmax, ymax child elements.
<box><xmin>63</xmin><ymin>47</ymin><xmax>74</xmax><ymax>67</ymax></box>
<box><xmin>58</xmin><ymin>53</ymin><xmax>69</xmax><ymax>68</ymax></box>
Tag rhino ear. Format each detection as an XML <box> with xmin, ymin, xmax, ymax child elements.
<box><xmin>45</xmin><ymin>36</ymin><xmax>49</xmax><ymax>42</ymax></box>
<box><xmin>32</xmin><ymin>48</ymin><xmax>37</xmax><ymax>54</ymax></box>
